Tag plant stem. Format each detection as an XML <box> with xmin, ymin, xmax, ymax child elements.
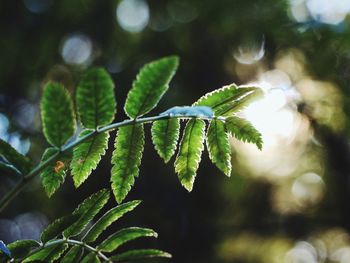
<box><xmin>23</xmin><ymin>238</ymin><xmax>111</xmax><ymax>262</ymax></box>
<box><xmin>0</xmin><ymin>114</ymin><xmax>214</xmax><ymax>213</ymax></box>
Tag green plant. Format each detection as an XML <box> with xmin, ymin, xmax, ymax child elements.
<box><xmin>0</xmin><ymin>56</ymin><xmax>263</xmax><ymax>262</ymax></box>
<box><xmin>0</xmin><ymin>189</ymin><xmax>171</xmax><ymax>262</ymax></box>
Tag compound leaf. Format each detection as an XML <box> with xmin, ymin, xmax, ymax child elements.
<box><xmin>40</xmin><ymin>82</ymin><xmax>76</xmax><ymax>147</ymax></box>
<box><xmin>83</xmin><ymin>200</ymin><xmax>141</xmax><ymax>243</ymax></box>
<box><xmin>39</xmin><ymin>148</ymin><xmax>70</xmax><ymax>198</ymax></box>
<box><xmin>7</xmin><ymin>240</ymin><xmax>40</xmax><ymax>259</ymax></box>
<box><xmin>98</xmin><ymin>227</ymin><xmax>157</xmax><ymax>253</ymax></box>
<box><xmin>225</xmin><ymin>116</ymin><xmax>263</xmax><ymax>150</ymax></box>
<box><xmin>151</xmin><ymin>119</ymin><xmax>180</xmax><ymax>163</ymax></box>
<box><xmin>194</xmin><ymin>84</ymin><xmax>262</xmax><ymax>116</ymax></box>
<box><xmin>71</xmin><ymin>131</ymin><xmax>109</xmax><ymax>188</ymax></box>
<box><xmin>124</xmin><ymin>56</ymin><xmax>179</xmax><ymax>118</ymax></box>
<box><xmin>76</xmin><ymin>68</ymin><xmax>116</xmax><ymax>129</ymax></box>
<box><xmin>64</xmin><ymin>189</ymin><xmax>110</xmax><ymax>238</ymax></box>
<box><xmin>23</xmin><ymin>243</ymin><xmax>68</xmax><ymax>263</ymax></box>
<box><xmin>0</xmin><ymin>139</ymin><xmax>31</xmax><ymax>174</ymax></box>
<box><xmin>110</xmin><ymin>249</ymin><xmax>172</xmax><ymax>262</ymax></box>
<box><xmin>207</xmin><ymin>119</ymin><xmax>232</xmax><ymax>176</ymax></box>
<box><xmin>41</xmin><ymin>214</ymin><xmax>79</xmax><ymax>243</ymax></box>
<box><xmin>61</xmin><ymin>246</ymin><xmax>83</xmax><ymax>263</ymax></box>
<box><xmin>111</xmin><ymin>125</ymin><xmax>145</xmax><ymax>203</ymax></box>
<box><xmin>175</xmin><ymin>119</ymin><xmax>206</xmax><ymax>191</ymax></box>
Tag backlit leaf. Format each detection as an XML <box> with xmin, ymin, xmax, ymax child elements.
<box><xmin>151</xmin><ymin>118</ymin><xmax>180</xmax><ymax>163</ymax></box>
<box><xmin>40</xmin><ymin>82</ymin><xmax>76</xmax><ymax>147</ymax></box>
<box><xmin>76</xmin><ymin>68</ymin><xmax>116</xmax><ymax>129</ymax></box>
<box><xmin>124</xmin><ymin>56</ymin><xmax>179</xmax><ymax>118</ymax></box>
<box><xmin>63</xmin><ymin>189</ymin><xmax>110</xmax><ymax>238</ymax></box>
<box><xmin>111</xmin><ymin>125</ymin><xmax>145</xmax><ymax>203</ymax></box>
<box><xmin>83</xmin><ymin>200</ymin><xmax>141</xmax><ymax>243</ymax></box>
<box><xmin>206</xmin><ymin>119</ymin><xmax>232</xmax><ymax>176</ymax></box>
<box><xmin>39</xmin><ymin>148</ymin><xmax>70</xmax><ymax>197</ymax></box>
<box><xmin>194</xmin><ymin>84</ymin><xmax>262</xmax><ymax>116</ymax></box>
<box><xmin>225</xmin><ymin>116</ymin><xmax>263</xmax><ymax>150</ymax></box>
<box><xmin>98</xmin><ymin>227</ymin><xmax>157</xmax><ymax>253</ymax></box>
<box><xmin>174</xmin><ymin>119</ymin><xmax>206</xmax><ymax>191</ymax></box>
<box><xmin>71</xmin><ymin>131</ymin><xmax>109</xmax><ymax>188</ymax></box>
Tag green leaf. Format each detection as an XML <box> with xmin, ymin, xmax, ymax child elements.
<box><xmin>39</xmin><ymin>148</ymin><xmax>70</xmax><ymax>197</ymax></box>
<box><xmin>64</xmin><ymin>189</ymin><xmax>110</xmax><ymax>238</ymax></box>
<box><xmin>225</xmin><ymin>116</ymin><xmax>263</xmax><ymax>150</ymax></box>
<box><xmin>71</xmin><ymin>131</ymin><xmax>109</xmax><ymax>188</ymax></box>
<box><xmin>151</xmin><ymin>119</ymin><xmax>180</xmax><ymax>163</ymax></box>
<box><xmin>61</xmin><ymin>246</ymin><xmax>83</xmax><ymax>263</ymax></box>
<box><xmin>0</xmin><ymin>139</ymin><xmax>31</xmax><ymax>174</ymax></box>
<box><xmin>41</xmin><ymin>214</ymin><xmax>80</xmax><ymax>243</ymax></box>
<box><xmin>7</xmin><ymin>240</ymin><xmax>40</xmax><ymax>259</ymax></box>
<box><xmin>76</xmin><ymin>68</ymin><xmax>116</xmax><ymax>129</ymax></box>
<box><xmin>111</xmin><ymin>124</ymin><xmax>145</xmax><ymax>203</ymax></box>
<box><xmin>98</xmin><ymin>227</ymin><xmax>158</xmax><ymax>253</ymax></box>
<box><xmin>110</xmin><ymin>249</ymin><xmax>172</xmax><ymax>262</ymax></box>
<box><xmin>194</xmin><ymin>84</ymin><xmax>262</xmax><ymax>116</ymax></box>
<box><xmin>174</xmin><ymin>119</ymin><xmax>206</xmax><ymax>191</ymax></box>
<box><xmin>124</xmin><ymin>56</ymin><xmax>179</xmax><ymax>118</ymax></box>
<box><xmin>83</xmin><ymin>200</ymin><xmax>141</xmax><ymax>243</ymax></box>
<box><xmin>81</xmin><ymin>253</ymin><xmax>100</xmax><ymax>263</ymax></box>
<box><xmin>40</xmin><ymin>82</ymin><xmax>76</xmax><ymax>147</ymax></box>
<box><xmin>206</xmin><ymin>119</ymin><xmax>232</xmax><ymax>176</ymax></box>
<box><xmin>23</xmin><ymin>243</ymin><xmax>68</xmax><ymax>263</ymax></box>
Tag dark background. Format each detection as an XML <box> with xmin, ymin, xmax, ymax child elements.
<box><xmin>1</xmin><ymin>0</ymin><xmax>350</xmax><ymax>262</ymax></box>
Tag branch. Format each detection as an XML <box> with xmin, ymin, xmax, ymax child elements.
<box><xmin>0</xmin><ymin>114</ymin><xmax>215</xmax><ymax>213</ymax></box>
<box><xmin>21</xmin><ymin>238</ymin><xmax>111</xmax><ymax>262</ymax></box>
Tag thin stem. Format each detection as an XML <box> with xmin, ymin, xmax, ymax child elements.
<box><xmin>0</xmin><ymin>114</ymin><xmax>215</xmax><ymax>213</ymax></box>
<box><xmin>23</xmin><ymin>238</ymin><xmax>111</xmax><ymax>262</ymax></box>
